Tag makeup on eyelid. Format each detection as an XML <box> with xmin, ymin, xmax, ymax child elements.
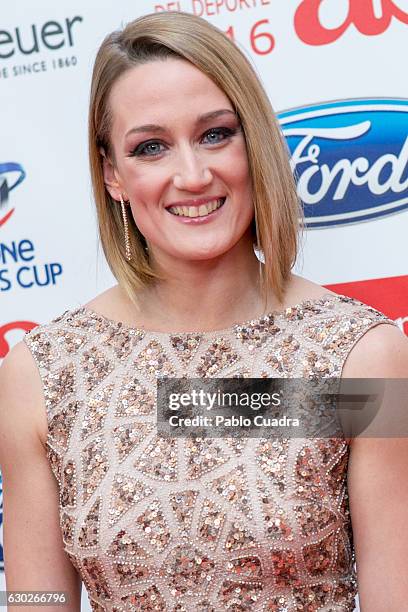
<box><xmin>127</xmin><ymin>125</ymin><xmax>241</xmax><ymax>158</ymax></box>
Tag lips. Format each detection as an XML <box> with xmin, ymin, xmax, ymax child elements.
<box><xmin>166</xmin><ymin>197</ymin><xmax>226</xmax><ymax>218</ymax></box>
<box><xmin>165</xmin><ymin>195</ymin><xmax>226</xmax><ymax>208</ymax></box>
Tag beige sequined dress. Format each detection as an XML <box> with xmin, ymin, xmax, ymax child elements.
<box><xmin>23</xmin><ymin>293</ymin><xmax>396</xmax><ymax>612</ymax></box>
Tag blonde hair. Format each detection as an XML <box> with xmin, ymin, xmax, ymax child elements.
<box><xmin>89</xmin><ymin>11</ymin><xmax>302</xmax><ymax>309</ymax></box>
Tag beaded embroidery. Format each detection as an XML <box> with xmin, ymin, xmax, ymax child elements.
<box><xmin>24</xmin><ymin>294</ymin><xmax>396</xmax><ymax>611</ymax></box>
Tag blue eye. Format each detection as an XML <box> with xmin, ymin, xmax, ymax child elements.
<box><xmin>131</xmin><ymin>141</ymin><xmax>165</xmax><ymax>157</ymax></box>
<box><xmin>130</xmin><ymin>126</ymin><xmax>238</xmax><ymax>158</ymax></box>
<box><xmin>202</xmin><ymin>127</ymin><xmax>236</xmax><ymax>144</ymax></box>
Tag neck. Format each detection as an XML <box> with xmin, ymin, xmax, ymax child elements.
<box><xmin>123</xmin><ymin>237</ymin><xmax>283</xmax><ymax>332</ymax></box>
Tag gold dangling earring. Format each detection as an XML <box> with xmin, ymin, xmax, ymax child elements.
<box><xmin>120</xmin><ymin>195</ymin><xmax>131</xmax><ymax>262</ymax></box>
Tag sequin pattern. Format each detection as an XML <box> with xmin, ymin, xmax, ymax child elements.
<box><xmin>23</xmin><ymin>294</ymin><xmax>396</xmax><ymax>611</ymax></box>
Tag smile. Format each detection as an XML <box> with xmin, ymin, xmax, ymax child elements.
<box><xmin>167</xmin><ymin>197</ymin><xmax>226</xmax><ymax>218</ymax></box>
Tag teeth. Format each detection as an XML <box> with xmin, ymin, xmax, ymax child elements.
<box><xmin>198</xmin><ymin>204</ymin><xmax>208</xmax><ymax>216</ymax></box>
<box><xmin>168</xmin><ymin>198</ymin><xmax>224</xmax><ymax>217</ymax></box>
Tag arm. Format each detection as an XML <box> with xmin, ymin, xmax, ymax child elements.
<box><xmin>0</xmin><ymin>341</ymin><xmax>81</xmax><ymax>611</ymax></box>
<box><xmin>342</xmin><ymin>324</ymin><xmax>408</xmax><ymax>611</ymax></box>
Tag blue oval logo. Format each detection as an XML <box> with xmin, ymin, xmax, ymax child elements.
<box><xmin>278</xmin><ymin>99</ymin><xmax>408</xmax><ymax>227</ymax></box>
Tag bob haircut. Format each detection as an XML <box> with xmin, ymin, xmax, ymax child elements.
<box><xmin>89</xmin><ymin>11</ymin><xmax>302</xmax><ymax>310</ymax></box>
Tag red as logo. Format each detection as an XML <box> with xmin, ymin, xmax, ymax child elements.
<box><xmin>0</xmin><ymin>321</ymin><xmax>37</xmax><ymax>359</ymax></box>
<box><xmin>294</xmin><ymin>0</ymin><xmax>408</xmax><ymax>45</ymax></box>
<box><xmin>0</xmin><ymin>209</ymin><xmax>14</xmax><ymax>227</ymax></box>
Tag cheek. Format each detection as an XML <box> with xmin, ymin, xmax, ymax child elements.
<box><xmin>124</xmin><ymin>173</ymin><xmax>163</xmax><ymax>235</ymax></box>
<box><xmin>223</xmin><ymin>143</ymin><xmax>251</xmax><ymax>187</ymax></box>
<box><xmin>124</xmin><ymin>169</ymin><xmax>162</xmax><ymax>205</ymax></box>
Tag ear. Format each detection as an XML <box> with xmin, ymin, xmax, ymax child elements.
<box><xmin>100</xmin><ymin>148</ymin><xmax>126</xmax><ymax>202</ymax></box>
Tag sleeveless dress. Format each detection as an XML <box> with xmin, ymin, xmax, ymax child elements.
<box><xmin>23</xmin><ymin>293</ymin><xmax>397</xmax><ymax>612</ymax></box>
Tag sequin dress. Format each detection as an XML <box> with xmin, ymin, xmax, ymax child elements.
<box><xmin>23</xmin><ymin>293</ymin><xmax>397</xmax><ymax>612</ymax></box>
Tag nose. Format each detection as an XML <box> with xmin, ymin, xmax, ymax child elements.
<box><xmin>172</xmin><ymin>146</ymin><xmax>213</xmax><ymax>192</ymax></box>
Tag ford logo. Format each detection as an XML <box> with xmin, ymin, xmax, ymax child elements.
<box><xmin>279</xmin><ymin>99</ymin><xmax>408</xmax><ymax>227</ymax></box>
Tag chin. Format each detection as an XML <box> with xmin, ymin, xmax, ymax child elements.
<box><xmin>180</xmin><ymin>250</ymin><xmax>227</xmax><ymax>261</ymax></box>
<box><xmin>190</xmin><ymin>241</ymin><xmax>236</xmax><ymax>257</ymax></box>
<box><xmin>152</xmin><ymin>236</ymin><xmax>243</xmax><ymax>262</ymax></box>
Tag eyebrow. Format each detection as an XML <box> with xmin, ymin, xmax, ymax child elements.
<box><xmin>124</xmin><ymin>109</ymin><xmax>237</xmax><ymax>138</ymax></box>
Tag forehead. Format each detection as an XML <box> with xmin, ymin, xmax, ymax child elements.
<box><xmin>108</xmin><ymin>58</ymin><xmax>233</xmax><ymax>131</ymax></box>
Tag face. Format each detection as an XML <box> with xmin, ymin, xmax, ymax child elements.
<box><xmin>103</xmin><ymin>58</ymin><xmax>254</xmax><ymax>265</ymax></box>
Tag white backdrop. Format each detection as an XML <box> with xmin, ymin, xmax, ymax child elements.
<box><xmin>1</xmin><ymin>1</ymin><xmax>408</xmax><ymax>609</ymax></box>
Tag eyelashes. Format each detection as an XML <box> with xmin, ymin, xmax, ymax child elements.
<box><xmin>201</xmin><ymin>126</ymin><xmax>238</xmax><ymax>146</ymax></box>
<box><xmin>132</xmin><ymin>141</ymin><xmax>164</xmax><ymax>157</ymax></box>
<box><xmin>128</xmin><ymin>126</ymin><xmax>240</xmax><ymax>158</ymax></box>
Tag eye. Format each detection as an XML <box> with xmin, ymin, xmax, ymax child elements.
<box><xmin>202</xmin><ymin>127</ymin><xmax>237</xmax><ymax>145</ymax></box>
<box><xmin>130</xmin><ymin>140</ymin><xmax>166</xmax><ymax>157</ymax></box>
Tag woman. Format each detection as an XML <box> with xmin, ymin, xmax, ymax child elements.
<box><xmin>1</xmin><ymin>11</ymin><xmax>407</xmax><ymax>612</ymax></box>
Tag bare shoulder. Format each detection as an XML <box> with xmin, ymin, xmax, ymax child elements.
<box><xmin>0</xmin><ymin>340</ymin><xmax>48</xmax><ymax>460</ymax></box>
<box><xmin>283</xmin><ymin>274</ymin><xmax>337</xmax><ymax>304</ymax></box>
<box><xmin>342</xmin><ymin>322</ymin><xmax>408</xmax><ymax>378</ymax></box>
<box><xmin>83</xmin><ymin>283</ymin><xmax>131</xmax><ymax>320</ymax></box>
<box><xmin>83</xmin><ymin>284</ymin><xmax>120</xmax><ymax>310</ymax></box>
